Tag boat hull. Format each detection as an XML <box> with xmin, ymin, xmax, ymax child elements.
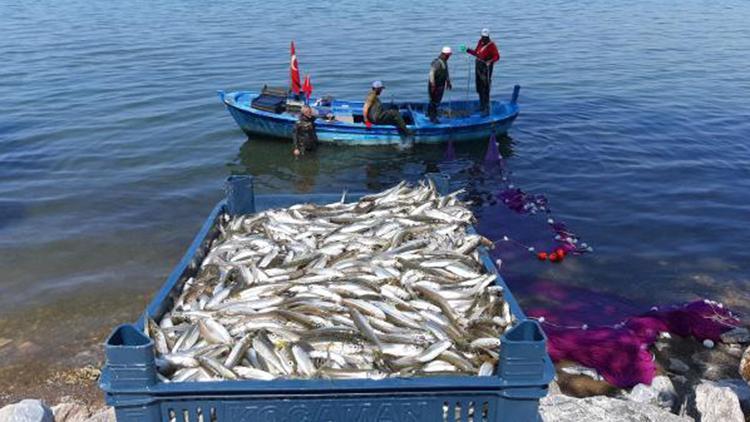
<box><xmin>219</xmin><ymin>88</ymin><xmax>520</xmax><ymax>146</ymax></box>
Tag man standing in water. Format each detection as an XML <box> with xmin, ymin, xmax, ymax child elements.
<box><xmin>427</xmin><ymin>46</ymin><xmax>453</xmax><ymax>123</ymax></box>
<box><xmin>292</xmin><ymin>105</ymin><xmax>318</xmax><ymax>156</ymax></box>
<box><xmin>363</xmin><ymin>80</ymin><xmax>412</xmax><ymax>136</ymax></box>
<box><xmin>467</xmin><ymin>28</ymin><xmax>500</xmax><ymax>115</ymax></box>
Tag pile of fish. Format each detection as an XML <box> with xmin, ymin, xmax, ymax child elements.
<box><xmin>146</xmin><ymin>180</ymin><xmax>513</xmax><ymax>382</ymax></box>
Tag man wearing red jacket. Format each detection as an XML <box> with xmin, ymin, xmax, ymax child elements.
<box><xmin>467</xmin><ymin>28</ymin><xmax>500</xmax><ymax>115</ymax></box>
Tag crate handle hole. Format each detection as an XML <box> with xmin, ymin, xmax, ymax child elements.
<box><xmin>468</xmin><ymin>401</ymin><xmax>475</xmax><ymax>422</ymax></box>
<box><xmin>107</xmin><ymin>324</ymin><xmax>150</xmax><ymax>346</ymax></box>
<box><xmin>482</xmin><ymin>402</ymin><xmax>489</xmax><ymax>422</ymax></box>
<box><xmin>168</xmin><ymin>409</ymin><xmax>176</xmax><ymax>422</ymax></box>
<box><xmin>183</xmin><ymin>409</ymin><xmax>190</xmax><ymax>422</ymax></box>
<box><xmin>454</xmin><ymin>401</ymin><xmax>461</xmax><ymax>422</ymax></box>
<box><xmin>503</xmin><ymin>319</ymin><xmax>544</xmax><ymax>342</ymax></box>
<box><xmin>442</xmin><ymin>401</ymin><xmax>450</xmax><ymax>422</ymax></box>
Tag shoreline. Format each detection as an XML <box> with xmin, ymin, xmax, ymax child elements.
<box><xmin>2</xmin><ymin>332</ymin><xmax>748</xmax><ymax>421</ymax></box>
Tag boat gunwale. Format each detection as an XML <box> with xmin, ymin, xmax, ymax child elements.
<box><xmin>222</xmin><ymin>91</ymin><xmax>519</xmax><ymax>134</ymax></box>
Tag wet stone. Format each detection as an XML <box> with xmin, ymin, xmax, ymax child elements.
<box><xmin>724</xmin><ymin>343</ymin><xmax>745</xmax><ymax>358</ymax></box>
<box><xmin>702</xmin><ymin>363</ymin><xmax>725</xmax><ymax>381</ymax></box>
<box><xmin>741</xmin><ymin>345</ymin><xmax>750</xmax><ymax>384</ymax></box>
<box><xmin>654</xmin><ymin>341</ymin><xmax>669</xmax><ymax>352</ymax></box>
<box><xmin>671</xmin><ymin>375</ymin><xmax>688</xmax><ymax>385</ymax></box>
<box><xmin>690</xmin><ymin>347</ymin><xmax>742</xmax><ymax>381</ymax></box>
<box><xmin>626</xmin><ymin>375</ymin><xmax>677</xmax><ymax>410</ymax></box>
<box><xmin>668</xmin><ymin>358</ymin><xmax>690</xmax><ymax>374</ymax></box>
<box><xmin>721</xmin><ymin>327</ymin><xmax>750</xmax><ymax>344</ymax></box>
<box><xmin>0</xmin><ymin>399</ymin><xmax>53</xmax><ymax>422</ymax></box>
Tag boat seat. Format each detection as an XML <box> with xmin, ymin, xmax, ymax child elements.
<box><xmin>251</xmin><ymin>93</ymin><xmax>286</xmax><ymax>114</ymax></box>
<box><xmin>336</xmin><ymin>114</ymin><xmax>355</xmax><ymax>124</ymax></box>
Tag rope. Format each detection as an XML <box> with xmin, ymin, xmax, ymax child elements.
<box><xmin>486</xmin><ymin>62</ymin><xmax>492</xmax><ymax>115</ymax></box>
<box><xmin>466</xmin><ymin>53</ymin><xmax>471</xmax><ymax>103</ymax></box>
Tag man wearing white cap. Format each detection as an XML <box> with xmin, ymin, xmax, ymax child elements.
<box><xmin>467</xmin><ymin>28</ymin><xmax>500</xmax><ymax>115</ymax></box>
<box><xmin>363</xmin><ymin>80</ymin><xmax>411</xmax><ymax>136</ymax></box>
<box><xmin>427</xmin><ymin>46</ymin><xmax>453</xmax><ymax>123</ymax></box>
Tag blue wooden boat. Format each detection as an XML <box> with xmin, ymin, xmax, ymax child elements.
<box><xmin>218</xmin><ymin>85</ymin><xmax>521</xmax><ymax>146</ymax></box>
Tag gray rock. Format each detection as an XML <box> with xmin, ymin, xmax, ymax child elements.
<box><xmin>671</xmin><ymin>375</ymin><xmax>688</xmax><ymax>386</ymax></box>
<box><xmin>547</xmin><ymin>380</ymin><xmax>562</xmax><ymax>396</ymax></box>
<box><xmin>560</xmin><ymin>364</ymin><xmax>602</xmax><ymax>381</ymax></box>
<box><xmin>701</xmin><ymin>363</ymin><xmax>724</xmax><ymax>381</ymax></box>
<box><xmin>721</xmin><ymin>327</ymin><xmax>750</xmax><ymax>344</ymax></box>
<box><xmin>540</xmin><ymin>395</ymin><xmax>691</xmax><ymax>422</ymax></box>
<box><xmin>0</xmin><ymin>399</ymin><xmax>53</xmax><ymax>422</ymax></box>
<box><xmin>655</xmin><ymin>341</ymin><xmax>670</xmax><ymax>352</ymax></box>
<box><xmin>694</xmin><ymin>380</ymin><xmax>744</xmax><ymax>422</ymax></box>
<box><xmin>51</xmin><ymin>402</ymin><xmax>91</xmax><ymax>422</ymax></box>
<box><xmin>626</xmin><ymin>375</ymin><xmax>677</xmax><ymax>409</ymax></box>
<box><xmin>690</xmin><ymin>345</ymin><xmax>743</xmax><ymax>381</ymax></box>
<box><xmin>669</xmin><ymin>357</ymin><xmax>691</xmax><ymax>374</ymax></box>
<box><xmin>741</xmin><ymin>345</ymin><xmax>750</xmax><ymax>384</ymax></box>
<box><xmin>84</xmin><ymin>407</ymin><xmax>116</xmax><ymax>422</ymax></box>
<box><xmin>724</xmin><ymin>343</ymin><xmax>745</xmax><ymax>358</ymax></box>
<box><xmin>715</xmin><ymin>379</ymin><xmax>750</xmax><ymax>416</ymax></box>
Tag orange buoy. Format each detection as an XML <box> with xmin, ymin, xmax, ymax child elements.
<box><xmin>556</xmin><ymin>248</ymin><xmax>566</xmax><ymax>258</ymax></box>
<box><xmin>537</xmin><ymin>252</ymin><xmax>548</xmax><ymax>261</ymax></box>
<box><xmin>548</xmin><ymin>252</ymin><xmax>559</xmax><ymax>262</ymax></box>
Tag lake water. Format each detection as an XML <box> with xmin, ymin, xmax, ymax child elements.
<box><xmin>1</xmin><ymin>0</ymin><xmax>749</xmax><ymax>387</ymax></box>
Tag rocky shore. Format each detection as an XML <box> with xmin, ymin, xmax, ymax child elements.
<box><xmin>2</xmin><ymin>329</ymin><xmax>749</xmax><ymax>421</ymax></box>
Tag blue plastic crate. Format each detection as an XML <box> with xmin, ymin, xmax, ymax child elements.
<box><xmin>100</xmin><ymin>175</ymin><xmax>555</xmax><ymax>422</ymax></box>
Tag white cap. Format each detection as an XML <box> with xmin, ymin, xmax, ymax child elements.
<box><xmin>372</xmin><ymin>80</ymin><xmax>384</xmax><ymax>89</ymax></box>
<box><xmin>481</xmin><ymin>28</ymin><xmax>490</xmax><ymax>37</ymax></box>
<box><xmin>441</xmin><ymin>46</ymin><xmax>452</xmax><ymax>54</ymax></box>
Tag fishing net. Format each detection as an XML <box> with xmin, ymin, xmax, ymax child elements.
<box><xmin>540</xmin><ymin>300</ymin><xmax>739</xmax><ymax>387</ymax></box>
<box><xmin>445</xmin><ymin>134</ymin><xmax>742</xmax><ymax>388</ymax></box>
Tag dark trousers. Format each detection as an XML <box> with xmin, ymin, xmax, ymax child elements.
<box><xmin>427</xmin><ymin>85</ymin><xmax>445</xmax><ymax>121</ymax></box>
<box><xmin>375</xmin><ymin>110</ymin><xmax>409</xmax><ymax>134</ymax></box>
<box><xmin>476</xmin><ymin>61</ymin><xmax>494</xmax><ymax>114</ymax></box>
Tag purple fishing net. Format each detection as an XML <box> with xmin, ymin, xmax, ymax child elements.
<box><xmin>536</xmin><ymin>300</ymin><xmax>739</xmax><ymax>387</ymax></box>
<box><xmin>443</xmin><ymin>139</ymin><xmax>456</xmax><ymax>161</ymax></box>
<box><xmin>450</xmin><ymin>135</ymin><xmax>740</xmax><ymax>387</ymax></box>
<box><xmin>484</xmin><ymin>133</ymin><xmax>501</xmax><ymax>163</ymax></box>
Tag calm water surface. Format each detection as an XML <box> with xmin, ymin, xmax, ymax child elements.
<box><xmin>1</xmin><ymin>0</ymin><xmax>749</xmax><ymax>377</ymax></box>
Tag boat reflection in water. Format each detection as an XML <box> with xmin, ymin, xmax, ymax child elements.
<box><xmin>231</xmin><ymin>133</ymin><xmax>515</xmax><ymax>195</ymax></box>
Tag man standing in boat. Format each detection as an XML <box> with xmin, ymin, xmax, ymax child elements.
<box><xmin>292</xmin><ymin>105</ymin><xmax>318</xmax><ymax>157</ymax></box>
<box><xmin>427</xmin><ymin>46</ymin><xmax>453</xmax><ymax>124</ymax></box>
<box><xmin>363</xmin><ymin>80</ymin><xmax>413</xmax><ymax>137</ymax></box>
<box><xmin>466</xmin><ymin>28</ymin><xmax>500</xmax><ymax>116</ymax></box>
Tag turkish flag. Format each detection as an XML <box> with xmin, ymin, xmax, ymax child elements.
<box><xmin>290</xmin><ymin>41</ymin><xmax>301</xmax><ymax>95</ymax></box>
<box><xmin>302</xmin><ymin>74</ymin><xmax>313</xmax><ymax>102</ymax></box>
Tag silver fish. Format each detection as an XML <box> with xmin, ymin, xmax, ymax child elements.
<box><xmin>153</xmin><ymin>180</ymin><xmax>511</xmax><ymax>383</ymax></box>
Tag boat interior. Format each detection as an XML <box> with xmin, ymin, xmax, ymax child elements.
<box><xmin>247</xmin><ymin>86</ymin><xmax>504</xmax><ymax>127</ymax></box>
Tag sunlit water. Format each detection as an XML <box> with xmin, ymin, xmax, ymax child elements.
<box><xmin>1</xmin><ymin>0</ymin><xmax>749</xmax><ymax>379</ymax></box>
